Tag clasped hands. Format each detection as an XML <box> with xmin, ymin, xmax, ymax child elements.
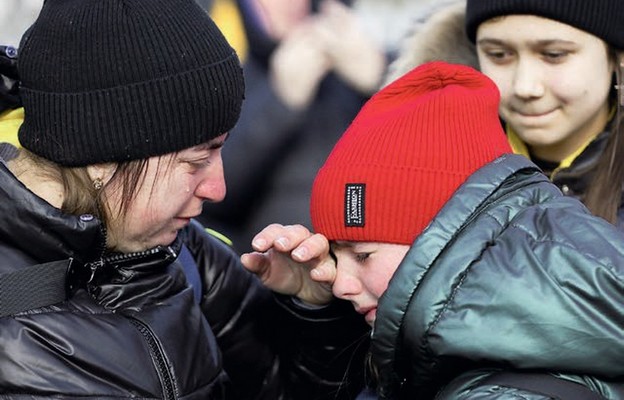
<box><xmin>269</xmin><ymin>0</ymin><xmax>385</xmax><ymax>109</ymax></box>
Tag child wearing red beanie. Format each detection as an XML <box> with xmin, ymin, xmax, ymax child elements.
<box><xmin>242</xmin><ymin>61</ymin><xmax>624</xmax><ymax>399</ymax></box>
<box><xmin>310</xmin><ymin>60</ymin><xmax>511</xmax><ymax>244</ymax></box>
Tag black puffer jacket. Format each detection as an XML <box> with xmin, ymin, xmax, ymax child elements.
<box><xmin>507</xmin><ymin>127</ymin><xmax>624</xmax><ymax>230</ymax></box>
<box><xmin>0</xmin><ymin>158</ymin><xmax>369</xmax><ymax>399</ymax></box>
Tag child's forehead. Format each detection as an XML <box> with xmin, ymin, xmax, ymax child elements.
<box><xmin>331</xmin><ymin>241</ymin><xmax>376</xmax><ymax>251</ymax></box>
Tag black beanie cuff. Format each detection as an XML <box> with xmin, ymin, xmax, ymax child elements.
<box><xmin>19</xmin><ymin>53</ymin><xmax>243</xmax><ymax>167</ymax></box>
<box><xmin>466</xmin><ymin>0</ymin><xmax>624</xmax><ymax>49</ymax></box>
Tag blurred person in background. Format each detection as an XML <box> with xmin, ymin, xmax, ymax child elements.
<box><xmin>0</xmin><ymin>44</ymin><xmax>20</xmax><ymax>152</ymax></box>
<box><xmin>0</xmin><ymin>0</ymin><xmax>41</xmax><ymax>149</ymax></box>
<box><xmin>0</xmin><ymin>0</ymin><xmax>43</xmax><ymax>46</ymax></box>
<box><xmin>198</xmin><ymin>0</ymin><xmax>418</xmax><ymax>252</ymax></box>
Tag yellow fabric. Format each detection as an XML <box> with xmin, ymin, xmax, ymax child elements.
<box><xmin>0</xmin><ymin>107</ymin><xmax>23</xmax><ymax>147</ymax></box>
<box><xmin>210</xmin><ymin>0</ymin><xmax>248</xmax><ymax>63</ymax></box>
<box><xmin>506</xmin><ymin>126</ymin><xmax>530</xmax><ymax>158</ymax></box>
<box><xmin>506</xmin><ymin>105</ymin><xmax>616</xmax><ymax>177</ymax></box>
<box><xmin>205</xmin><ymin>227</ymin><xmax>234</xmax><ymax>246</ymax></box>
<box><xmin>507</xmin><ymin>125</ymin><xmax>601</xmax><ymax>178</ymax></box>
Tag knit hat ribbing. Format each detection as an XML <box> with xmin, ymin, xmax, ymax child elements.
<box><xmin>465</xmin><ymin>0</ymin><xmax>624</xmax><ymax>49</ymax></box>
<box><xmin>310</xmin><ymin>61</ymin><xmax>511</xmax><ymax>245</ymax></box>
<box><xmin>18</xmin><ymin>0</ymin><xmax>245</xmax><ymax>167</ymax></box>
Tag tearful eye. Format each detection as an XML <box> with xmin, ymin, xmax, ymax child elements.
<box><xmin>181</xmin><ymin>158</ymin><xmax>211</xmax><ymax>170</ymax></box>
<box><xmin>355</xmin><ymin>253</ymin><xmax>370</xmax><ymax>262</ymax></box>
<box><xmin>189</xmin><ymin>159</ymin><xmax>211</xmax><ymax>168</ymax></box>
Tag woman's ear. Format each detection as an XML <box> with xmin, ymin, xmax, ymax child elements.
<box><xmin>86</xmin><ymin>163</ymin><xmax>116</xmax><ymax>190</ymax></box>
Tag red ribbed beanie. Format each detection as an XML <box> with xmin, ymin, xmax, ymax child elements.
<box><xmin>310</xmin><ymin>61</ymin><xmax>512</xmax><ymax>245</ymax></box>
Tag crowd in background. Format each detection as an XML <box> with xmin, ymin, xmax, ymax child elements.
<box><xmin>0</xmin><ymin>0</ymin><xmax>43</xmax><ymax>46</ymax></box>
<box><xmin>0</xmin><ymin>0</ymin><xmax>623</xmax><ymax>399</ymax></box>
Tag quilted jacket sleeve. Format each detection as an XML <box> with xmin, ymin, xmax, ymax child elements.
<box><xmin>185</xmin><ymin>221</ymin><xmax>370</xmax><ymax>400</ymax></box>
<box><xmin>435</xmin><ymin>370</ymin><xmax>609</xmax><ymax>400</ymax></box>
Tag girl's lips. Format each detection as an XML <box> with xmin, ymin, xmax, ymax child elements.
<box><xmin>513</xmin><ymin>107</ymin><xmax>557</xmax><ymax>118</ymax></box>
<box><xmin>510</xmin><ymin>108</ymin><xmax>558</xmax><ymax>127</ymax></box>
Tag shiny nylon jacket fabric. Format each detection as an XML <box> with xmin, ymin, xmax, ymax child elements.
<box><xmin>371</xmin><ymin>154</ymin><xmax>624</xmax><ymax>399</ymax></box>
<box><xmin>0</xmin><ymin>158</ymin><xmax>368</xmax><ymax>399</ymax></box>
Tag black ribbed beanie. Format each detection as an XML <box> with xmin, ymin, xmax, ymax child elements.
<box><xmin>466</xmin><ymin>0</ymin><xmax>624</xmax><ymax>50</ymax></box>
<box><xmin>18</xmin><ymin>0</ymin><xmax>245</xmax><ymax>167</ymax></box>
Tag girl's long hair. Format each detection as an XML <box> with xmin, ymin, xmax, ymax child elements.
<box><xmin>584</xmin><ymin>50</ymin><xmax>624</xmax><ymax>224</ymax></box>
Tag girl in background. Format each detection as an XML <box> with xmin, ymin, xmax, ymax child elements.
<box><xmin>387</xmin><ymin>0</ymin><xmax>624</xmax><ymax>227</ymax></box>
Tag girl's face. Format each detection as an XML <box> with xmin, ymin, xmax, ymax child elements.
<box><xmin>103</xmin><ymin>134</ymin><xmax>228</xmax><ymax>253</ymax></box>
<box><xmin>331</xmin><ymin>241</ymin><xmax>409</xmax><ymax>326</ymax></box>
<box><xmin>476</xmin><ymin>15</ymin><xmax>615</xmax><ymax>161</ymax></box>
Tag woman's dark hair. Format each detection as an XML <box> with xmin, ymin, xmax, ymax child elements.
<box><xmin>584</xmin><ymin>50</ymin><xmax>624</xmax><ymax>224</ymax></box>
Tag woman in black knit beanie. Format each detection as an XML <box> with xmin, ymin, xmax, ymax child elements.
<box><xmin>0</xmin><ymin>0</ymin><xmax>368</xmax><ymax>398</ymax></box>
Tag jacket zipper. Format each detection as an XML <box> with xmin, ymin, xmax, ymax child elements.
<box><xmin>85</xmin><ymin>244</ymin><xmax>180</xmax><ymax>398</ymax></box>
<box><xmin>104</xmin><ymin>245</ymin><xmax>177</xmax><ymax>266</ymax></box>
<box><xmin>86</xmin><ymin>244</ymin><xmax>180</xmax><ymax>398</ymax></box>
<box><xmin>85</xmin><ymin>245</ymin><xmax>177</xmax><ymax>284</ymax></box>
<box><xmin>129</xmin><ymin>317</ymin><xmax>178</xmax><ymax>400</ymax></box>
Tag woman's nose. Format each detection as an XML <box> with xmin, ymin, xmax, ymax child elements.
<box><xmin>195</xmin><ymin>156</ymin><xmax>226</xmax><ymax>203</ymax></box>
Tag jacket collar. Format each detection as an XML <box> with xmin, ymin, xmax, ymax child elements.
<box><xmin>0</xmin><ymin>160</ymin><xmax>106</xmax><ymax>268</ymax></box>
<box><xmin>506</xmin><ymin>106</ymin><xmax>615</xmax><ymax>180</ymax></box>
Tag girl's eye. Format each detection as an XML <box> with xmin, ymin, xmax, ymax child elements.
<box><xmin>484</xmin><ymin>49</ymin><xmax>514</xmax><ymax>64</ymax></box>
<box><xmin>355</xmin><ymin>252</ymin><xmax>370</xmax><ymax>262</ymax></box>
<box><xmin>542</xmin><ymin>51</ymin><xmax>568</xmax><ymax>63</ymax></box>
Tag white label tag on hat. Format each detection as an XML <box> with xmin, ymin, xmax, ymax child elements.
<box><xmin>345</xmin><ymin>184</ymin><xmax>365</xmax><ymax>227</ymax></box>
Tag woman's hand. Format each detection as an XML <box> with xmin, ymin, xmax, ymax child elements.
<box><xmin>240</xmin><ymin>224</ymin><xmax>337</xmax><ymax>305</ymax></box>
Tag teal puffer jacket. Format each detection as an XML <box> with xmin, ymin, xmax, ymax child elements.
<box><xmin>372</xmin><ymin>154</ymin><xmax>624</xmax><ymax>399</ymax></box>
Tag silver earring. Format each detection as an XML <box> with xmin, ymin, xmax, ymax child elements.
<box><xmin>93</xmin><ymin>178</ymin><xmax>104</xmax><ymax>191</ymax></box>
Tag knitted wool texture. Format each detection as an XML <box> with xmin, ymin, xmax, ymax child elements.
<box><xmin>310</xmin><ymin>61</ymin><xmax>512</xmax><ymax>245</ymax></box>
<box><xmin>18</xmin><ymin>0</ymin><xmax>245</xmax><ymax>166</ymax></box>
<box><xmin>466</xmin><ymin>0</ymin><xmax>624</xmax><ymax>49</ymax></box>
